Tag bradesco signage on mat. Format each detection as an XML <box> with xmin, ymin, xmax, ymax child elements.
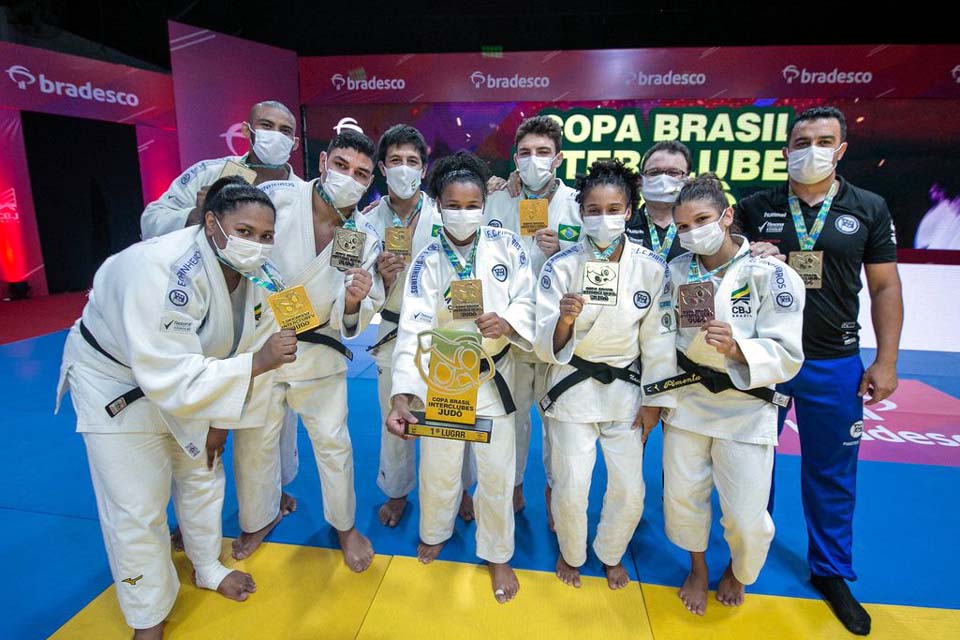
<box><xmin>0</xmin><ymin>41</ymin><xmax>174</xmax><ymax>128</ymax></box>
<box><xmin>299</xmin><ymin>44</ymin><xmax>960</xmax><ymax>104</ymax></box>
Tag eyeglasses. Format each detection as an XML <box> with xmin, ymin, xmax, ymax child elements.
<box><xmin>642</xmin><ymin>168</ymin><xmax>688</xmax><ymax>178</ymax></box>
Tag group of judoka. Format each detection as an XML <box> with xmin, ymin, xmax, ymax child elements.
<box><xmin>58</xmin><ymin>100</ymin><xmax>902</xmax><ymax>638</ymax></box>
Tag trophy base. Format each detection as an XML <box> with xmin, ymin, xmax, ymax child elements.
<box><xmin>406</xmin><ymin>412</ymin><xmax>493</xmax><ymax>443</ymax></box>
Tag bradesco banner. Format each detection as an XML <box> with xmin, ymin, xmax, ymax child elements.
<box><xmin>299</xmin><ymin>45</ymin><xmax>960</xmax><ymax>105</ymax></box>
<box><xmin>0</xmin><ymin>41</ymin><xmax>174</xmax><ymax>128</ymax></box>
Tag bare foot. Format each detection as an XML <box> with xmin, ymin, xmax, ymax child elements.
<box><xmin>337</xmin><ymin>527</ymin><xmax>374</xmax><ymax>572</ymax></box>
<box><xmin>489</xmin><ymin>562</ymin><xmax>520</xmax><ymax>603</ymax></box>
<box><xmin>603</xmin><ymin>562</ymin><xmax>630</xmax><ymax>590</ymax></box>
<box><xmin>716</xmin><ymin>562</ymin><xmax>746</xmax><ymax>606</ymax></box>
<box><xmin>215</xmin><ymin>570</ymin><xmax>257</xmax><ymax>602</ymax></box>
<box><xmin>170</xmin><ymin>527</ymin><xmax>183</xmax><ymax>552</ymax></box>
<box><xmin>231</xmin><ymin>512</ymin><xmax>282</xmax><ymax>560</ymax></box>
<box><xmin>545</xmin><ymin>486</ymin><xmax>555</xmax><ymax>532</ymax></box>
<box><xmin>378</xmin><ymin>496</ymin><xmax>408</xmax><ymax>527</ymax></box>
<box><xmin>458</xmin><ymin>490</ymin><xmax>475</xmax><ymax>522</ymax></box>
<box><xmin>417</xmin><ymin>540</ymin><xmax>445</xmax><ymax>564</ymax></box>
<box><xmin>678</xmin><ymin>556</ymin><xmax>709</xmax><ymax>616</ymax></box>
<box><xmin>513</xmin><ymin>483</ymin><xmax>525</xmax><ymax>513</ymax></box>
<box><xmin>280</xmin><ymin>492</ymin><xmax>297</xmax><ymax>516</ymax></box>
<box><xmin>133</xmin><ymin>623</ymin><xmax>164</xmax><ymax>640</ymax></box>
<box><xmin>555</xmin><ymin>555</ymin><xmax>581</xmax><ymax>588</ymax></box>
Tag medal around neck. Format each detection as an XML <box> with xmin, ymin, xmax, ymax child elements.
<box><xmin>385</xmin><ymin>227</ymin><xmax>413</xmax><ymax>259</ymax></box>
<box><xmin>267</xmin><ymin>284</ymin><xmax>321</xmax><ymax>333</ymax></box>
<box><xmin>581</xmin><ymin>261</ymin><xmax>619</xmax><ymax>306</ymax></box>
<box><xmin>330</xmin><ymin>227</ymin><xmax>366</xmax><ymax>269</ymax></box>
<box><xmin>789</xmin><ymin>250</ymin><xmax>824</xmax><ymax>289</ymax></box>
<box><xmin>677</xmin><ymin>282</ymin><xmax>715</xmax><ymax>328</ymax></box>
<box><xmin>406</xmin><ymin>328</ymin><xmax>496</xmax><ymax>443</ymax></box>
<box><xmin>518</xmin><ymin>199</ymin><xmax>549</xmax><ymax>236</ymax></box>
<box><xmin>218</xmin><ymin>160</ymin><xmax>257</xmax><ymax>185</ymax></box>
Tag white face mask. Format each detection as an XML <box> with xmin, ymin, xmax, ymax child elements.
<box><xmin>322</xmin><ymin>161</ymin><xmax>368</xmax><ymax>210</ymax></box>
<box><xmin>642</xmin><ymin>174</ymin><xmax>685</xmax><ymax>204</ymax></box>
<box><xmin>385</xmin><ymin>164</ymin><xmax>422</xmax><ymax>200</ymax></box>
<box><xmin>678</xmin><ymin>219</ymin><xmax>726</xmax><ymax>255</ymax></box>
<box><xmin>248</xmin><ymin>125</ymin><xmax>294</xmax><ymax>166</ymax></box>
<box><xmin>517</xmin><ymin>154</ymin><xmax>556</xmax><ymax>191</ymax></box>
<box><xmin>441</xmin><ymin>208</ymin><xmax>483</xmax><ymax>241</ymax></box>
<box><xmin>214</xmin><ymin>217</ymin><xmax>272</xmax><ymax>272</ymax></box>
<box><xmin>787</xmin><ymin>146</ymin><xmax>839</xmax><ymax>185</ymax></box>
<box><xmin>582</xmin><ymin>213</ymin><xmax>626</xmax><ymax>248</ymax></box>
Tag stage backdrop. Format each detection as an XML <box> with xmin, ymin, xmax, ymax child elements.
<box><xmin>168</xmin><ymin>21</ymin><xmax>303</xmax><ymax>176</ymax></box>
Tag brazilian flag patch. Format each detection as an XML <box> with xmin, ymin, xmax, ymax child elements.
<box><xmin>254</xmin><ymin>303</ymin><xmax>263</xmax><ymax>323</ymax></box>
<box><xmin>730</xmin><ymin>283</ymin><xmax>751</xmax><ymax>302</ymax></box>
<box><xmin>558</xmin><ymin>224</ymin><xmax>581</xmax><ymax>242</ymax></box>
<box><xmin>432</xmin><ymin>224</ymin><xmax>443</xmax><ymax>237</ymax></box>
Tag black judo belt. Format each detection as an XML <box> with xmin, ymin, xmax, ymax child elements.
<box><xmin>297</xmin><ymin>321</ymin><xmax>354</xmax><ymax>361</ymax></box>
<box><xmin>79</xmin><ymin>321</ymin><xmax>145</xmax><ymax>418</ymax></box>
<box><xmin>642</xmin><ymin>350</ymin><xmax>792</xmax><ymax>409</ymax></box>
<box><xmin>365</xmin><ymin>309</ymin><xmax>401</xmax><ymax>353</ymax></box>
<box><xmin>481</xmin><ymin>344</ymin><xmax>516</xmax><ymax>415</ymax></box>
<box><xmin>538</xmin><ymin>355</ymin><xmax>642</xmax><ymax>413</ymax></box>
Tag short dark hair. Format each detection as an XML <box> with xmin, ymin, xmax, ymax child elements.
<box><xmin>249</xmin><ymin>100</ymin><xmax>296</xmax><ymax>129</ymax></box>
<box><xmin>516</xmin><ymin>115</ymin><xmax>562</xmax><ymax>154</ymax></box>
<box><xmin>674</xmin><ymin>172</ymin><xmax>729</xmax><ymax>215</ymax></box>
<box><xmin>789</xmin><ymin>106</ymin><xmax>847</xmax><ymax>143</ymax></box>
<box><xmin>426</xmin><ymin>150</ymin><xmax>491</xmax><ymax>203</ymax></box>
<box><xmin>574</xmin><ymin>159</ymin><xmax>641</xmax><ymax>213</ymax></box>
<box><xmin>204</xmin><ymin>176</ymin><xmax>275</xmax><ymax>218</ymax></box>
<box><xmin>641</xmin><ymin>141</ymin><xmax>693</xmax><ymax>173</ymax></box>
<box><xmin>377</xmin><ymin>124</ymin><xmax>428</xmax><ymax>165</ymax></box>
<box><xmin>327</xmin><ymin>129</ymin><xmax>376</xmax><ymax>164</ymax></box>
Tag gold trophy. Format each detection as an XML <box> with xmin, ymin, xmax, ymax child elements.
<box><xmin>406</xmin><ymin>328</ymin><xmax>496</xmax><ymax>443</ymax></box>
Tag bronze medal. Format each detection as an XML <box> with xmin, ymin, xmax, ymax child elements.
<box><xmin>677</xmin><ymin>282</ymin><xmax>715</xmax><ymax>328</ymax></box>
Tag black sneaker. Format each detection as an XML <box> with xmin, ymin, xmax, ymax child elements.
<box><xmin>811</xmin><ymin>575</ymin><xmax>872</xmax><ymax>636</ymax></box>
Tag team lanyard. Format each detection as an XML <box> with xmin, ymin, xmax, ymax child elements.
<box><xmin>385</xmin><ymin>192</ymin><xmax>424</xmax><ymax>228</ymax></box>
<box><xmin>788</xmin><ymin>180</ymin><xmax>840</xmax><ymax>250</ymax></box>
<box><xmin>217</xmin><ymin>258</ymin><xmax>285</xmax><ymax>292</ymax></box>
<box><xmin>586</xmin><ymin>235</ymin><xmax>622</xmax><ymax>261</ymax></box>
<box><xmin>316</xmin><ymin>182</ymin><xmax>358</xmax><ymax>230</ymax></box>
<box><xmin>438</xmin><ymin>232</ymin><xmax>479</xmax><ymax>280</ymax></box>
<box><xmin>647</xmin><ymin>212</ymin><xmax>678</xmax><ymax>258</ymax></box>
<box><xmin>687</xmin><ymin>251</ymin><xmax>748</xmax><ymax>284</ymax></box>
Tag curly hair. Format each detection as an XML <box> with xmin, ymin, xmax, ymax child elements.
<box><xmin>425</xmin><ymin>150</ymin><xmax>491</xmax><ymax>202</ymax></box>
<box><xmin>574</xmin><ymin>158</ymin><xmax>641</xmax><ymax>212</ymax></box>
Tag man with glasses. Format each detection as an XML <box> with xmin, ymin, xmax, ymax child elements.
<box><xmin>626</xmin><ymin>141</ymin><xmax>692</xmax><ymax>261</ymax></box>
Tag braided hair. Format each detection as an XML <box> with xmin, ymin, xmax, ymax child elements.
<box><xmin>204</xmin><ymin>176</ymin><xmax>276</xmax><ymax>219</ymax></box>
<box><xmin>425</xmin><ymin>150</ymin><xmax>491</xmax><ymax>203</ymax></box>
<box><xmin>574</xmin><ymin>159</ymin><xmax>641</xmax><ymax>213</ymax></box>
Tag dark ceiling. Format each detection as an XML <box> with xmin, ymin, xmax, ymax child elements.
<box><xmin>2</xmin><ymin>0</ymin><xmax>955</xmax><ymax>72</ymax></box>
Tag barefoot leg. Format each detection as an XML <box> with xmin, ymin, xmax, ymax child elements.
<box><xmin>678</xmin><ymin>552</ymin><xmax>709</xmax><ymax>616</ymax></box>
<box><xmin>489</xmin><ymin>562</ymin><xmax>520</xmax><ymax>603</ymax></box>
<box><xmin>337</xmin><ymin>527</ymin><xmax>374</xmax><ymax>572</ymax></box>
<box><xmin>378</xmin><ymin>496</ymin><xmax>408</xmax><ymax>527</ymax></box>
<box><xmin>513</xmin><ymin>483</ymin><xmax>525</xmax><ymax>514</ymax></box>
<box><xmin>215</xmin><ymin>570</ymin><xmax>257</xmax><ymax>602</ymax></box>
<box><xmin>133</xmin><ymin>623</ymin><xmax>164</xmax><ymax>640</ymax></box>
<box><xmin>170</xmin><ymin>527</ymin><xmax>184</xmax><ymax>553</ymax></box>
<box><xmin>417</xmin><ymin>539</ymin><xmax>445</xmax><ymax>564</ymax></box>
<box><xmin>716</xmin><ymin>561</ymin><xmax>746</xmax><ymax>606</ymax></box>
<box><xmin>545</xmin><ymin>486</ymin><xmax>555</xmax><ymax>533</ymax></box>
<box><xmin>458</xmin><ymin>490</ymin><xmax>475</xmax><ymax>522</ymax></box>
<box><xmin>280</xmin><ymin>492</ymin><xmax>297</xmax><ymax>516</ymax></box>
<box><xmin>231</xmin><ymin>512</ymin><xmax>282</xmax><ymax>560</ymax></box>
<box><xmin>555</xmin><ymin>554</ymin><xmax>581</xmax><ymax>588</ymax></box>
<box><xmin>603</xmin><ymin>562</ymin><xmax>630</xmax><ymax>590</ymax></box>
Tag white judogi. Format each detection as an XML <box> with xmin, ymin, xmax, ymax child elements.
<box><xmin>662</xmin><ymin>239</ymin><xmax>805</xmax><ymax>585</ymax></box>
<box><xmin>534</xmin><ymin>238</ymin><xmax>677</xmax><ymax>567</ymax></box>
<box><xmin>232</xmin><ymin>178</ymin><xmax>384</xmax><ymax>534</ymax></box>
<box><xmin>140</xmin><ymin>154</ymin><xmax>303</xmax><ymax>488</ymax></box>
<box><xmin>56</xmin><ymin>227</ymin><xmax>274</xmax><ymax>628</ymax></box>
<box><xmin>362</xmin><ymin>195</ymin><xmax>477</xmax><ymax>499</ymax></box>
<box><xmin>391</xmin><ymin>226</ymin><xmax>536</xmax><ymax>562</ymax></box>
<box><xmin>484</xmin><ymin>181</ymin><xmax>582</xmax><ymax>487</ymax></box>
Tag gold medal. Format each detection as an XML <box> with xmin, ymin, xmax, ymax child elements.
<box><xmin>678</xmin><ymin>282</ymin><xmax>715</xmax><ymax>328</ymax></box>
<box><xmin>267</xmin><ymin>285</ymin><xmax>321</xmax><ymax>333</ymax></box>
<box><xmin>581</xmin><ymin>261</ymin><xmax>619</xmax><ymax>306</ymax></box>
<box><xmin>518</xmin><ymin>199</ymin><xmax>549</xmax><ymax>236</ymax></box>
<box><xmin>789</xmin><ymin>250</ymin><xmax>824</xmax><ymax>289</ymax></box>
<box><xmin>450</xmin><ymin>279</ymin><xmax>484</xmax><ymax>319</ymax></box>
<box><xmin>330</xmin><ymin>227</ymin><xmax>366</xmax><ymax>269</ymax></box>
<box><xmin>218</xmin><ymin>159</ymin><xmax>257</xmax><ymax>185</ymax></box>
<box><xmin>385</xmin><ymin>227</ymin><xmax>412</xmax><ymax>259</ymax></box>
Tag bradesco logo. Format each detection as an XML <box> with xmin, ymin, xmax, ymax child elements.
<box><xmin>5</xmin><ymin>64</ymin><xmax>140</xmax><ymax>105</ymax></box>
<box><xmin>470</xmin><ymin>71</ymin><xmax>550</xmax><ymax>89</ymax></box>
<box><xmin>330</xmin><ymin>73</ymin><xmax>405</xmax><ymax>91</ymax></box>
<box><xmin>781</xmin><ymin>64</ymin><xmax>873</xmax><ymax>85</ymax></box>
<box><xmin>626</xmin><ymin>70</ymin><xmax>707</xmax><ymax>86</ymax></box>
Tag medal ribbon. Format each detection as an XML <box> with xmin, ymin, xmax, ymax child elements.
<box><xmin>687</xmin><ymin>251</ymin><xmax>749</xmax><ymax>284</ymax></box>
<box><xmin>386</xmin><ymin>192</ymin><xmax>424</xmax><ymax>228</ymax></box>
<box><xmin>438</xmin><ymin>232</ymin><xmax>479</xmax><ymax>280</ymax></box>
<box><xmin>586</xmin><ymin>235</ymin><xmax>622</xmax><ymax>261</ymax></box>
<box><xmin>316</xmin><ymin>182</ymin><xmax>359</xmax><ymax>230</ymax></box>
<box><xmin>788</xmin><ymin>180</ymin><xmax>839</xmax><ymax>251</ymax></box>
<box><xmin>647</xmin><ymin>214</ymin><xmax>678</xmax><ymax>259</ymax></box>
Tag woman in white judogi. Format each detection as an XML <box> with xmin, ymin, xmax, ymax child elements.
<box><xmin>363</xmin><ymin>124</ymin><xmax>477</xmax><ymax>528</ymax></box>
<box><xmin>657</xmin><ymin>174</ymin><xmax>805</xmax><ymax>615</ymax></box>
<box><xmin>230</xmin><ymin>131</ymin><xmax>384</xmax><ymax>572</ymax></box>
<box><xmin>386</xmin><ymin>151</ymin><xmax>536</xmax><ymax>604</ymax></box>
<box><xmin>535</xmin><ymin>159</ymin><xmax>677</xmax><ymax>591</ymax></box>
<box><xmin>57</xmin><ymin>178</ymin><xmax>297</xmax><ymax>638</ymax></box>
